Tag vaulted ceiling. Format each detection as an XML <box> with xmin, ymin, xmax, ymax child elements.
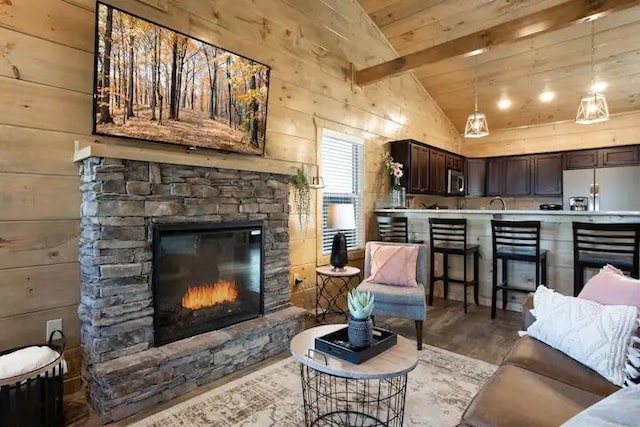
<box><xmin>357</xmin><ymin>0</ymin><xmax>640</xmax><ymax>132</ymax></box>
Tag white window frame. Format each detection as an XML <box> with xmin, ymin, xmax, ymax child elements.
<box><xmin>318</xmin><ymin>128</ymin><xmax>365</xmax><ymax>257</ymax></box>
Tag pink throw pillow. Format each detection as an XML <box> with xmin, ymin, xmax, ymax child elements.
<box><xmin>368</xmin><ymin>244</ymin><xmax>419</xmax><ymax>287</ymax></box>
<box><xmin>578</xmin><ymin>264</ymin><xmax>640</xmax><ymax>310</ymax></box>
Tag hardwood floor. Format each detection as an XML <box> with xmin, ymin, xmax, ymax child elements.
<box><xmin>63</xmin><ymin>298</ymin><xmax>521</xmax><ymax>425</ymax></box>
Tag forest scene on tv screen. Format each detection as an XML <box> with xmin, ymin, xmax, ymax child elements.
<box><xmin>94</xmin><ymin>3</ymin><xmax>269</xmax><ymax>155</ymax></box>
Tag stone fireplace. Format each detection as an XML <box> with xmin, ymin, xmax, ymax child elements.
<box><xmin>78</xmin><ymin>157</ymin><xmax>305</xmax><ymax>422</ymax></box>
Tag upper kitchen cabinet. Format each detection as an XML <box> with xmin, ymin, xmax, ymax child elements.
<box><xmin>410</xmin><ymin>144</ymin><xmax>429</xmax><ymax>193</ymax></box>
<box><xmin>504</xmin><ymin>156</ymin><xmax>531</xmax><ymax>196</ymax></box>
<box><xmin>600</xmin><ymin>146</ymin><xmax>639</xmax><ymax>167</ymax></box>
<box><xmin>486</xmin><ymin>155</ymin><xmax>534</xmax><ymax>196</ymax></box>
<box><xmin>429</xmin><ymin>149</ymin><xmax>447</xmax><ymax>195</ymax></box>
<box><xmin>389</xmin><ymin>140</ymin><xmax>429</xmax><ymax>194</ymax></box>
<box><xmin>565</xmin><ymin>146</ymin><xmax>639</xmax><ymax>169</ymax></box>
<box><xmin>532</xmin><ymin>153</ymin><xmax>563</xmax><ymax>196</ymax></box>
<box><xmin>446</xmin><ymin>153</ymin><xmax>464</xmax><ymax>171</ymax></box>
<box><xmin>466</xmin><ymin>158</ymin><xmax>486</xmax><ymax>197</ymax></box>
<box><xmin>486</xmin><ymin>158</ymin><xmax>503</xmax><ymax>196</ymax></box>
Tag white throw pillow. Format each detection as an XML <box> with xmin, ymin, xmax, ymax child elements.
<box><xmin>527</xmin><ymin>286</ymin><xmax>639</xmax><ymax>387</ymax></box>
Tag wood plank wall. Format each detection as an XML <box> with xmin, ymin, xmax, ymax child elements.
<box><xmin>0</xmin><ymin>0</ymin><xmax>460</xmax><ymax>392</ymax></box>
<box><xmin>462</xmin><ymin>111</ymin><xmax>640</xmax><ymax>157</ymax></box>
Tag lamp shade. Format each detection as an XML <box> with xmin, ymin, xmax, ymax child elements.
<box><xmin>327</xmin><ymin>204</ymin><xmax>355</xmax><ymax>230</ymax></box>
<box><xmin>575</xmin><ymin>92</ymin><xmax>609</xmax><ymax>124</ymax></box>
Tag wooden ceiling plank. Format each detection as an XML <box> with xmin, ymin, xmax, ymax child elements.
<box><xmin>354</xmin><ymin>0</ymin><xmax>640</xmax><ymax>86</ymax></box>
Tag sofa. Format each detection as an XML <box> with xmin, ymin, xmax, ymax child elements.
<box><xmin>459</xmin><ymin>294</ymin><xmax>620</xmax><ymax>427</ymax></box>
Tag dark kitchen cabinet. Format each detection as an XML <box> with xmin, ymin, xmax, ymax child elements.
<box><xmin>410</xmin><ymin>144</ymin><xmax>429</xmax><ymax>193</ymax></box>
<box><xmin>564</xmin><ymin>149</ymin><xmax>600</xmax><ymax>169</ymax></box>
<box><xmin>565</xmin><ymin>146</ymin><xmax>639</xmax><ymax>169</ymax></box>
<box><xmin>466</xmin><ymin>158</ymin><xmax>486</xmax><ymax>196</ymax></box>
<box><xmin>429</xmin><ymin>149</ymin><xmax>446</xmax><ymax>194</ymax></box>
<box><xmin>532</xmin><ymin>153</ymin><xmax>562</xmax><ymax>196</ymax></box>
<box><xmin>486</xmin><ymin>158</ymin><xmax>503</xmax><ymax>196</ymax></box>
<box><xmin>446</xmin><ymin>154</ymin><xmax>464</xmax><ymax>171</ymax></box>
<box><xmin>601</xmin><ymin>146</ymin><xmax>639</xmax><ymax>166</ymax></box>
<box><xmin>390</xmin><ymin>140</ymin><xmax>429</xmax><ymax>194</ymax></box>
<box><xmin>504</xmin><ymin>156</ymin><xmax>531</xmax><ymax>196</ymax></box>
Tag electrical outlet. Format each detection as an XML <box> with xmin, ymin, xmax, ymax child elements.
<box><xmin>46</xmin><ymin>319</ymin><xmax>63</xmax><ymax>340</ymax></box>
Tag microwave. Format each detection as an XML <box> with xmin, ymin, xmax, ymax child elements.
<box><xmin>447</xmin><ymin>169</ymin><xmax>465</xmax><ymax>195</ymax></box>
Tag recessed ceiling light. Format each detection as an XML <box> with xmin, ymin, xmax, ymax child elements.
<box><xmin>540</xmin><ymin>91</ymin><xmax>555</xmax><ymax>102</ymax></box>
<box><xmin>591</xmin><ymin>81</ymin><xmax>607</xmax><ymax>92</ymax></box>
<box><xmin>498</xmin><ymin>99</ymin><xmax>512</xmax><ymax>110</ymax></box>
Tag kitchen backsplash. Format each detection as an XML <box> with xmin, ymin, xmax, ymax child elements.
<box><xmin>409</xmin><ymin>195</ymin><xmax>563</xmax><ymax>210</ymax></box>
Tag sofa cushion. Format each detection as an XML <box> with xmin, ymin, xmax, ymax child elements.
<box><xmin>356</xmin><ymin>281</ymin><xmax>425</xmax><ymax>306</ymax></box>
<box><xmin>503</xmin><ymin>336</ymin><xmax>620</xmax><ymax>397</ymax></box>
<box><xmin>528</xmin><ymin>285</ymin><xmax>638</xmax><ymax>386</ymax></box>
<box><xmin>459</xmin><ymin>365</ymin><xmax>604</xmax><ymax>427</ymax></box>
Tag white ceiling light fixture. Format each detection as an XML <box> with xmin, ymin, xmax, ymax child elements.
<box><xmin>498</xmin><ymin>98</ymin><xmax>511</xmax><ymax>110</ymax></box>
<box><xmin>576</xmin><ymin>21</ymin><xmax>609</xmax><ymax>125</ymax></box>
<box><xmin>464</xmin><ymin>57</ymin><xmax>489</xmax><ymax>138</ymax></box>
<box><xmin>540</xmin><ymin>91</ymin><xmax>555</xmax><ymax>102</ymax></box>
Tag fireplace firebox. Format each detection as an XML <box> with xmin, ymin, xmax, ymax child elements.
<box><xmin>152</xmin><ymin>221</ymin><xmax>264</xmax><ymax>346</ymax></box>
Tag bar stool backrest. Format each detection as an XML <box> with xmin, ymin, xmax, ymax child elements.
<box><xmin>572</xmin><ymin>222</ymin><xmax>640</xmax><ymax>275</ymax></box>
<box><xmin>491</xmin><ymin>220</ymin><xmax>542</xmax><ymax>256</ymax></box>
<box><xmin>376</xmin><ymin>216</ymin><xmax>408</xmax><ymax>243</ymax></box>
<box><xmin>429</xmin><ymin>218</ymin><xmax>468</xmax><ymax>250</ymax></box>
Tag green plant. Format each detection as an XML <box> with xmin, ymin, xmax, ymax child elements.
<box><xmin>290</xmin><ymin>168</ymin><xmax>311</xmax><ymax>230</ymax></box>
<box><xmin>347</xmin><ymin>290</ymin><xmax>375</xmax><ymax>320</ymax></box>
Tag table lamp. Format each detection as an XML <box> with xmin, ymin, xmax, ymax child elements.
<box><xmin>327</xmin><ymin>203</ymin><xmax>356</xmax><ymax>271</ymax></box>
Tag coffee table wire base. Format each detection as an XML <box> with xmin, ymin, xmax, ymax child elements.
<box><xmin>300</xmin><ymin>364</ymin><xmax>408</xmax><ymax>427</ymax></box>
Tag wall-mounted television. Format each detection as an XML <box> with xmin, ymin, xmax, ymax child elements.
<box><xmin>93</xmin><ymin>2</ymin><xmax>270</xmax><ymax>156</ymax></box>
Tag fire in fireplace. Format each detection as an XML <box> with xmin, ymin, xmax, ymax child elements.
<box><xmin>152</xmin><ymin>221</ymin><xmax>264</xmax><ymax>346</ymax></box>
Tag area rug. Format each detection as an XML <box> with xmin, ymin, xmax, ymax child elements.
<box><xmin>130</xmin><ymin>344</ymin><xmax>497</xmax><ymax>426</ymax></box>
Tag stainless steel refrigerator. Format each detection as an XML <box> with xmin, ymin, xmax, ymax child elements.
<box><xmin>562</xmin><ymin>166</ymin><xmax>640</xmax><ymax>211</ymax></box>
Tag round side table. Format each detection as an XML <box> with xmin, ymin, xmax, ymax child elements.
<box><xmin>315</xmin><ymin>265</ymin><xmax>361</xmax><ymax>324</ymax></box>
<box><xmin>290</xmin><ymin>324</ymin><xmax>418</xmax><ymax>427</ymax></box>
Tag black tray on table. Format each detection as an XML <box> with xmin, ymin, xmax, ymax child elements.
<box><xmin>314</xmin><ymin>326</ymin><xmax>397</xmax><ymax>365</ymax></box>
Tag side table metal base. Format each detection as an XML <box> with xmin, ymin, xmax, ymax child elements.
<box><xmin>300</xmin><ymin>364</ymin><xmax>408</xmax><ymax>427</ymax></box>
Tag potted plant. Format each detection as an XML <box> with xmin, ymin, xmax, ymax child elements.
<box><xmin>290</xmin><ymin>168</ymin><xmax>311</xmax><ymax>230</ymax></box>
<box><xmin>347</xmin><ymin>290</ymin><xmax>375</xmax><ymax>348</ymax></box>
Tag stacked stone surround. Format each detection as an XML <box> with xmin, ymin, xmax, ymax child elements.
<box><xmin>78</xmin><ymin>157</ymin><xmax>305</xmax><ymax>422</ymax></box>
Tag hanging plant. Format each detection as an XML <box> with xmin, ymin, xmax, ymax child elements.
<box><xmin>290</xmin><ymin>168</ymin><xmax>311</xmax><ymax>230</ymax></box>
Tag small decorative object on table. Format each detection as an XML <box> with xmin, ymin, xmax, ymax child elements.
<box><xmin>347</xmin><ymin>290</ymin><xmax>375</xmax><ymax>348</ymax></box>
<box><xmin>383</xmin><ymin>153</ymin><xmax>406</xmax><ymax>208</ymax></box>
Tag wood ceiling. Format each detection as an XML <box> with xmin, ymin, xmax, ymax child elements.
<box><xmin>357</xmin><ymin>0</ymin><xmax>640</xmax><ymax>132</ymax></box>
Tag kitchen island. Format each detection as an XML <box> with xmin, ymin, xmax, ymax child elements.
<box><xmin>375</xmin><ymin>209</ymin><xmax>640</xmax><ymax>312</ymax></box>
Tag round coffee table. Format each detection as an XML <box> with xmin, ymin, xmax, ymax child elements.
<box><xmin>290</xmin><ymin>324</ymin><xmax>418</xmax><ymax>426</ymax></box>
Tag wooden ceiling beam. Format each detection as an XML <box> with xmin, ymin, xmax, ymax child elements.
<box><xmin>354</xmin><ymin>0</ymin><xmax>640</xmax><ymax>86</ymax></box>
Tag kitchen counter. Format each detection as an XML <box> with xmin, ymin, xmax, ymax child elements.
<box><xmin>374</xmin><ymin>209</ymin><xmax>639</xmax><ymax>311</ymax></box>
<box><xmin>375</xmin><ymin>208</ymin><xmax>640</xmax><ymax>216</ymax></box>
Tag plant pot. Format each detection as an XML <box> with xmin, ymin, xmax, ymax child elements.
<box><xmin>348</xmin><ymin>317</ymin><xmax>373</xmax><ymax>349</ymax></box>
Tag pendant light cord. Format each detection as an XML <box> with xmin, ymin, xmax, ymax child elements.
<box><xmin>590</xmin><ymin>21</ymin><xmax>595</xmax><ymax>90</ymax></box>
<box><xmin>474</xmin><ymin>55</ymin><xmax>479</xmax><ymax>113</ymax></box>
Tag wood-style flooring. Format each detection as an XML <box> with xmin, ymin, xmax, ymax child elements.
<box><xmin>64</xmin><ymin>298</ymin><xmax>521</xmax><ymax>426</ymax></box>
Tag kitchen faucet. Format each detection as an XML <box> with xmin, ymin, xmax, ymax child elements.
<box><xmin>489</xmin><ymin>196</ymin><xmax>507</xmax><ymax>210</ymax></box>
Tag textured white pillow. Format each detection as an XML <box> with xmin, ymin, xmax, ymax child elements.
<box><xmin>527</xmin><ymin>286</ymin><xmax>639</xmax><ymax>387</ymax></box>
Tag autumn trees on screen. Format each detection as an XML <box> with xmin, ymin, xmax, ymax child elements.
<box><xmin>95</xmin><ymin>5</ymin><xmax>269</xmax><ymax>154</ymax></box>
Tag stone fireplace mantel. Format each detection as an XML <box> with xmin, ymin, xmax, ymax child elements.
<box><xmin>77</xmin><ymin>156</ymin><xmax>304</xmax><ymax>422</ymax></box>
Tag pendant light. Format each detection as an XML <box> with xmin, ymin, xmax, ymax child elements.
<box><xmin>464</xmin><ymin>56</ymin><xmax>489</xmax><ymax>138</ymax></box>
<box><xmin>575</xmin><ymin>21</ymin><xmax>609</xmax><ymax>124</ymax></box>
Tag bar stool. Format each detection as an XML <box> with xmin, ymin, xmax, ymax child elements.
<box><xmin>572</xmin><ymin>222</ymin><xmax>640</xmax><ymax>296</ymax></box>
<box><xmin>429</xmin><ymin>218</ymin><xmax>479</xmax><ymax>313</ymax></box>
<box><xmin>376</xmin><ymin>216</ymin><xmax>408</xmax><ymax>242</ymax></box>
<box><xmin>491</xmin><ymin>220</ymin><xmax>548</xmax><ymax>319</ymax></box>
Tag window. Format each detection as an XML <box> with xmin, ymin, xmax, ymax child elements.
<box><xmin>320</xmin><ymin>129</ymin><xmax>364</xmax><ymax>254</ymax></box>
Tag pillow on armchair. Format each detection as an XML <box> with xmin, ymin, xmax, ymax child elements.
<box><xmin>367</xmin><ymin>243</ymin><xmax>419</xmax><ymax>287</ymax></box>
<box><xmin>578</xmin><ymin>264</ymin><xmax>640</xmax><ymax>309</ymax></box>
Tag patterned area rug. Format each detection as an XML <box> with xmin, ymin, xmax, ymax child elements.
<box><xmin>130</xmin><ymin>345</ymin><xmax>497</xmax><ymax>427</ymax></box>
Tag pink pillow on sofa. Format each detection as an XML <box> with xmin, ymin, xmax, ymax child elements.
<box><xmin>368</xmin><ymin>244</ymin><xmax>419</xmax><ymax>287</ymax></box>
<box><xmin>578</xmin><ymin>265</ymin><xmax>640</xmax><ymax>310</ymax></box>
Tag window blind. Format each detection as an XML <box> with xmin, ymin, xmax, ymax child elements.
<box><xmin>320</xmin><ymin>131</ymin><xmax>364</xmax><ymax>254</ymax></box>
